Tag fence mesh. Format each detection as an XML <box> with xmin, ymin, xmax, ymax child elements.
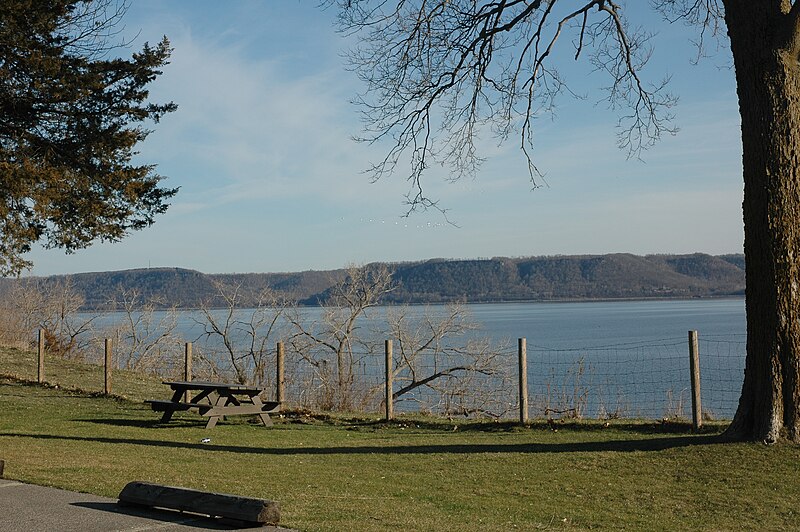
<box><xmin>270</xmin><ymin>334</ymin><xmax>747</xmax><ymax>421</ymax></box>
<box><xmin>3</xmin><ymin>328</ymin><xmax>748</xmax><ymax>421</ymax></box>
<box><xmin>526</xmin><ymin>335</ymin><xmax>745</xmax><ymax>420</ymax></box>
<box><xmin>698</xmin><ymin>335</ymin><xmax>747</xmax><ymax>420</ymax></box>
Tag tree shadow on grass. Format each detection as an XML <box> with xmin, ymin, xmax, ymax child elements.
<box><xmin>1</xmin><ymin>430</ymin><xmax>724</xmax><ymax>455</ymax></box>
<box><xmin>77</xmin><ymin>415</ymin><xmax>277</xmax><ymax>429</ymax></box>
<box><xmin>76</xmin><ymin>417</ymin><xmax>202</xmax><ymax>429</ymax></box>
<box><xmin>348</xmin><ymin>418</ymin><xmax>725</xmax><ymax>435</ymax></box>
<box><xmin>77</xmin><ymin>413</ymin><xmax>726</xmax><ymax>436</ymax></box>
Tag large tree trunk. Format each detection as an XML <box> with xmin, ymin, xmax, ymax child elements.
<box><xmin>724</xmin><ymin>2</ymin><xmax>800</xmax><ymax>442</ymax></box>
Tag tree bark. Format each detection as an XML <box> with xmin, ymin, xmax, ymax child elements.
<box><xmin>724</xmin><ymin>1</ymin><xmax>800</xmax><ymax>442</ymax></box>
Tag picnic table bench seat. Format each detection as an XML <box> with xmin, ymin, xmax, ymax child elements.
<box><xmin>145</xmin><ymin>399</ymin><xmax>214</xmax><ymax>414</ymax></box>
<box><xmin>146</xmin><ymin>399</ymin><xmax>280</xmax><ymax>416</ymax></box>
<box><xmin>146</xmin><ymin>381</ymin><xmax>280</xmax><ymax>429</ymax></box>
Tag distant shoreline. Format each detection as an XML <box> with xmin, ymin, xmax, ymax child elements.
<box><xmin>1</xmin><ymin>253</ymin><xmax>746</xmax><ymax>311</ymax></box>
<box><xmin>77</xmin><ymin>294</ymin><xmax>747</xmax><ymax>313</ymax></box>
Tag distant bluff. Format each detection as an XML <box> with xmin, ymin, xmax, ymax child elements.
<box><xmin>2</xmin><ymin>253</ymin><xmax>745</xmax><ymax>310</ymax></box>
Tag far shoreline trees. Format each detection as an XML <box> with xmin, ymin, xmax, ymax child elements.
<box><xmin>0</xmin><ymin>253</ymin><xmax>746</xmax><ymax>310</ymax></box>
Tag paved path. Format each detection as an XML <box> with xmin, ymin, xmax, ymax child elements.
<box><xmin>0</xmin><ymin>480</ymin><xmax>291</xmax><ymax>531</ymax></box>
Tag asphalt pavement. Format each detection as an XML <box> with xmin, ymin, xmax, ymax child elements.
<box><xmin>0</xmin><ymin>479</ymin><xmax>291</xmax><ymax>531</ymax></box>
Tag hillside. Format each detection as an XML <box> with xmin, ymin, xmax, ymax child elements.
<box><xmin>385</xmin><ymin>253</ymin><xmax>745</xmax><ymax>303</ymax></box>
<box><xmin>2</xmin><ymin>253</ymin><xmax>745</xmax><ymax>309</ymax></box>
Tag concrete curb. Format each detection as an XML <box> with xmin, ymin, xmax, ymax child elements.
<box><xmin>0</xmin><ymin>480</ymin><xmax>293</xmax><ymax>531</ymax></box>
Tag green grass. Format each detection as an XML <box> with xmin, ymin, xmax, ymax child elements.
<box><xmin>0</xmin><ymin>345</ymin><xmax>168</xmax><ymax>401</ymax></box>
<box><xmin>1</xmin><ymin>347</ymin><xmax>800</xmax><ymax>531</ymax></box>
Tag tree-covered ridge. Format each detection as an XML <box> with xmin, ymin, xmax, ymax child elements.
<box><xmin>1</xmin><ymin>253</ymin><xmax>744</xmax><ymax>310</ymax></box>
<box><xmin>388</xmin><ymin>253</ymin><xmax>744</xmax><ymax>303</ymax></box>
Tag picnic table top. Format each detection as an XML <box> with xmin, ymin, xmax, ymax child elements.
<box><xmin>151</xmin><ymin>381</ymin><xmax>279</xmax><ymax>429</ymax></box>
<box><xmin>162</xmin><ymin>381</ymin><xmax>264</xmax><ymax>393</ymax></box>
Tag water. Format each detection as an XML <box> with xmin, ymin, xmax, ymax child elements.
<box><xmin>88</xmin><ymin>298</ymin><xmax>746</xmax><ymax>347</ymax></box>
<box><xmin>86</xmin><ymin>298</ymin><xmax>748</xmax><ymax>419</ymax></box>
<box><xmin>464</xmin><ymin>298</ymin><xmax>745</xmax><ymax>347</ymax></box>
<box><xmin>472</xmin><ymin>299</ymin><xmax>744</xmax><ymax>417</ymax></box>
<box><xmin>421</xmin><ymin>299</ymin><xmax>746</xmax><ymax>419</ymax></box>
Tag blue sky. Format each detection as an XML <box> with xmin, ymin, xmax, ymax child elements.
<box><xmin>26</xmin><ymin>1</ymin><xmax>743</xmax><ymax>276</ymax></box>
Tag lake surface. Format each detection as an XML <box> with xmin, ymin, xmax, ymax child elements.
<box><xmin>465</xmin><ymin>299</ymin><xmax>746</xmax><ymax>419</ymax></box>
<box><xmin>92</xmin><ymin>297</ymin><xmax>744</xmax><ymax>346</ymax></box>
<box><xmin>90</xmin><ymin>298</ymin><xmax>748</xmax><ymax>419</ymax></box>
<box><xmin>417</xmin><ymin>298</ymin><xmax>746</xmax><ymax>419</ymax></box>
<box><xmin>454</xmin><ymin>298</ymin><xmax>745</xmax><ymax>346</ymax></box>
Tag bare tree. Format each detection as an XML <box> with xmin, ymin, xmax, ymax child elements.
<box><xmin>195</xmin><ymin>281</ymin><xmax>289</xmax><ymax>385</ymax></box>
<box><xmin>385</xmin><ymin>304</ymin><xmax>513</xmax><ymax>418</ymax></box>
<box><xmin>336</xmin><ymin>1</ymin><xmax>800</xmax><ymax>442</ymax></box>
<box><xmin>4</xmin><ymin>278</ymin><xmax>95</xmax><ymax>358</ymax></box>
<box><xmin>103</xmin><ymin>288</ymin><xmax>180</xmax><ymax>373</ymax></box>
<box><xmin>334</xmin><ymin>0</ymin><xmax>675</xmax><ymax>211</ymax></box>
<box><xmin>0</xmin><ymin>283</ymin><xmax>33</xmax><ymax>349</ymax></box>
<box><xmin>288</xmin><ymin>264</ymin><xmax>395</xmax><ymax>410</ymax></box>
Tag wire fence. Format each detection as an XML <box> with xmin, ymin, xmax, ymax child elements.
<box><xmin>526</xmin><ymin>335</ymin><xmax>746</xmax><ymax>420</ymax></box>
<box><xmin>4</xmin><ymin>328</ymin><xmax>747</xmax><ymax>422</ymax></box>
<box><xmin>279</xmin><ymin>334</ymin><xmax>748</xmax><ymax>421</ymax></box>
<box><xmin>698</xmin><ymin>336</ymin><xmax>748</xmax><ymax>419</ymax></box>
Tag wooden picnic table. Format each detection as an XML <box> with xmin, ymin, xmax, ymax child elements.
<box><xmin>146</xmin><ymin>381</ymin><xmax>280</xmax><ymax>429</ymax></box>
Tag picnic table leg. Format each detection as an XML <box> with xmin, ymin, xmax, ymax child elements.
<box><xmin>251</xmin><ymin>395</ymin><xmax>274</xmax><ymax>427</ymax></box>
<box><xmin>204</xmin><ymin>394</ymin><xmax>230</xmax><ymax>429</ymax></box>
<box><xmin>160</xmin><ymin>387</ymin><xmax>185</xmax><ymax>423</ymax></box>
<box><xmin>192</xmin><ymin>389</ymin><xmax>215</xmax><ymax>404</ymax></box>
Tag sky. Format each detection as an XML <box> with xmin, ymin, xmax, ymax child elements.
<box><xmin>26</xmin><ymin>1</ymin><xmax>743</xmax><ymax>277</ymax></box>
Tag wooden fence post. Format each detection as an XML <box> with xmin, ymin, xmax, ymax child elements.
<box><xmin>184</xmin><ymin>342</ymin><xmax>193</xmax><ymax>402</ymax></box>
<box><xmin>104</xmin><ymin>338</ymin><xmax>113</xmax><ymax>395</ymax></box>
<box><xmin>385</xmin><ymin>339</ymin><xmax>393</xmax><ymax>421</ymax></box>
<box><xmin>37</xmin><ymin>329</ymin><xmax>45</xmax><ymax>384</ymax></box>
<box><xmin>519</xmin><ymin>338</ymin><xmax>529</xmax><ymax>424</ymax></box>
<box><xmin>276</xmin><ymin>341</ymin><xmax>285</xmax><ymax>405</ymax></box>
<box><xmin>688</xmin><ymin>330</ymin><xmax>702</xmax><ymax>430</ymax></box>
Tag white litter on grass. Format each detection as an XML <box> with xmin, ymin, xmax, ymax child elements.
<box><xmin>200</xmin><ymin>438</ymin><xmax>211</xmax><ymax>443</ymax></box>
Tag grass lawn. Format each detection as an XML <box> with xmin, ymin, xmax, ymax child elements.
<box><xmin>1</xmin><ymin>347</ymin><xmax>799</xmax><ymax>531</ymax></box>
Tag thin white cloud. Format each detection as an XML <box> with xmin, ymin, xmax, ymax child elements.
<box><xmin>139</xmin><ymin>23</ymin><xmax>391</xmax><ymax>211</ymax></box>
<box><xmin>24</xmin><ymin>3</ymin><xmax>747</xmax><ymax>276</ymax></box>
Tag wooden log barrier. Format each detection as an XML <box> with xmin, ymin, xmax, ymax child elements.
<box><xmin>118</xmin><ymin>481</ymin><xmax>280</xmax><ymax>526</ymax></box>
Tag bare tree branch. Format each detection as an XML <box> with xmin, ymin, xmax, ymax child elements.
<box><xmin>650</xmin><ymin>1</ymin><xmax>725</xmax><ymax>63</ymax></box>
<box><xmin>288</xmin><ymin>264</ymin><xmax>396</xmax><ymax>410</ymax></box>
<box><xmin>195</xmin><ymin>281</ymin><xmax>288</xmax><ymax>385</ymax></box>
<box><xmin>104</xmin><ymin>288</ymin><xmax>179</xmax><ymax>372</ymax></box>
<box><xmin>334</xmin><ymin>0</ymin><xmax>678</xmax><ymax>212</ymax></box>
<box><xmin>383</xmin><ymin>303</ymin><xmax>514</xmax><ymax>417</ymax></box>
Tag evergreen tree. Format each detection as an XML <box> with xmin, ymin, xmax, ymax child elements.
<box><xmin>0</xmin><ymin>0</ymin><xmax>176</xmax><ymax>275</ymax></box>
